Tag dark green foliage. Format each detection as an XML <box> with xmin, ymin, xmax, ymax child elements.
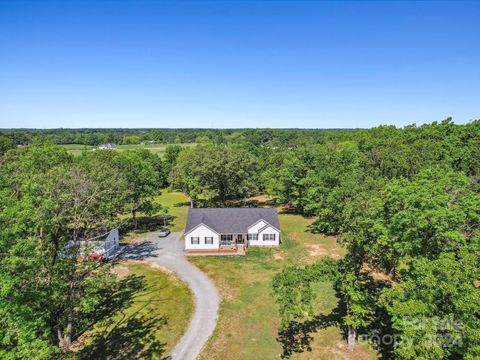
<box><xmin>3</xmin><ymin>119</ymin><xmax>480</xmax><ymax>358</ymax></box>
<box><xmin>270</xmin><ymin>119</ymin><xmax>480</xmax><ymax>358</ymax></box>
<box><xmin>170</xmin><ymin>144</ymin><xmax>259</xmax><ymax>206</ymax></box>
<box><xmin>0</xmin><ymin>143</ymin><xmax>166</xmax><ymax>358</ymax></box>
<box><xmin>0</xmin><ymin>135</ymin><xmax>15</xmax><ymax>155</ymax></box>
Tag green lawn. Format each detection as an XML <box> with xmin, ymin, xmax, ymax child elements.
<box><xmin>61</xmin><ymin>143</ymin><xmax>196</xmax><ymax>157</ymax></box>
<box><xmin>117</xmin><ymin>192</ymin><xmax>376</xmax><ymax>359</ymax></box>
<box><xmin>61</xmin><ymin>144</ymin><xmax>95</xmax><ymax>150</ymax></box>
<box><xmin>117</xmin><ymin>190</ymin><xmax>189</xmax><ymax>244</ymax></box>
<box><xmin>155</xmin><ymin>190</ymin><xmax>190</xmax><ymax>232</ymax></box>
<box><xmin>74</xmin><ymin>261</ymin><xmax>194</xmax><ymax>360</ymax></box>
<box><xmin>186</xmin><ymin>197</ymin><xmax>375</xmax><ymax>360</ymax></box>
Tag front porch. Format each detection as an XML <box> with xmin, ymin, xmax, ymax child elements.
<box><xmin>219</xmin><ymin>233</ymin><xmax>247</xmax><ymax>248</ymax></box>
<box><xmin>186</xmin><ymin>233</ymin><xmax>248</xmax><ymax>256</ymax></box>
<box><xmin>186</xmin><ymin>246</ymin><xmax>246</xmax><ymax>256</ymax></box>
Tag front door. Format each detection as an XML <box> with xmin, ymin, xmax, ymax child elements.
<box><xmin>236</xmin><ymin>234</ymin><xmax>244</xmax><ymax>244</ymax></box>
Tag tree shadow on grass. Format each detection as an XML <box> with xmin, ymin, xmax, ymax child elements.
<box><xmin>305</xmin><ymin>221</ymin><xmax>340</xmax><ymax>236</ymax></box>
<box><xmin>173</xmin><ymin>201</ymin><xmax>191</xmax><ymax>207</ymax></box>
<box><xmin>75</xmin><ymin>274</ymin><xmax>171</xmax><ymax>360</ymax></box>
<box><xmin>119</xmin><ymin>215</ymin><xmax>175</xmax><ymax>235</ymax></box>
<box><xmin>276</xmin><ymin>273</ymin><xmax>395</xmax><ymax>359</ymax></box>
<box><xmin>78</xmin><ymin>309</ymin><xmax>167</xmax><ymax>360</ymax></box>
<box><xmin>277</xmin><ymin>305</ymin><xmax>343</xmax><ymax>359</ymax></box>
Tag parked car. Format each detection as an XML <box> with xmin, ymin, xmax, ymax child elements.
<box><xmin>159</xmin><ymin>228</ymin><xmax>171</xmax><ymax>237</ymax></box>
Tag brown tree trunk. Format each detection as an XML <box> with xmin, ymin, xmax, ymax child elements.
<box><xmin>132</xmin><ymin>209</ymin><xmax>137</xmax><ymax>229</ymax></box>
<box><xmin>347</xmin><ymin>325</ymin><xmax>356</xmax><ymax>351</ymax></box>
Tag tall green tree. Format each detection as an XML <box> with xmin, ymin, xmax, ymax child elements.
<box><xmin>0</xmin><ymin>135</ymin><xmax>15</xmax><ymax>156</ymax></box>
<box><xmin>380</xmin><ymin>251</ymin><xmax>480</xmax><ymax>359</ymax></box>
<box><xmin>273</xmin><ymin>257</ymin><xmax>374</xmax><ymax>351</ymax></box>
<box><xmin>170</xmin><ymin>145</ymin><xmax>259</xmax><ymax>206</ymax></box>
<box><xmin>0</xmin><ymin>143</ymin><xmax>124</xmax><ymax>358</ymax></box>
<box><xmin>114</xmin><ymin>149</ymin><xmax>163</xmax><ymax>228</ymax></box>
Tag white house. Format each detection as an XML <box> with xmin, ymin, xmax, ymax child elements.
<box><xmin>98</xmin><ymin>143</ymin><xmax>117</xmax><ymax>150</ymax></box>
<box><xmin>184</xmin><ymin>208</ymin><xmax>280</xmax><ymax>252</ymax></box>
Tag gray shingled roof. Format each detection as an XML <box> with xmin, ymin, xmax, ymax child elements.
<box><xmin>185</xmin><ymin>208</ymin><xmax>280</xmax><ymax>234</ymax></box>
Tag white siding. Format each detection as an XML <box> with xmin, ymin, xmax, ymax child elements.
<box><xmin>249</xmin><ymin>225</ymin><xmax>280</xmax><ymax>246</ymax></box>
<box><xmin>247</xmin><ymin>220</ymin><xmax>267</xmax><ymax>234</ymax></box>
<box><xmin>185</xmin><ymin>225</ymin><xmax>219</xmax><ymax>250</ymax></box>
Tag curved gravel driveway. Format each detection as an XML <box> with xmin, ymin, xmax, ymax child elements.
<box><xmin>125</xmin><ymin>232</ymin><xmax>219</xmax><ymax>360</ymax></box>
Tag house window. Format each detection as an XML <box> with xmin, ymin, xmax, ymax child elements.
<box><xmin>247</xmin><ymin>234</ymin><xmax>258</xmax><ymax>241</ymax></box>
<box><xmin>263</xmin><ymin>233</ymin><xmax>276</xmax><ymax>241</ymax></box>
<box><xmin>220</xmin><ymin>234</ymin><xmax>233</xmax><ymax>244</ymax></box>
<box><xmin>205</xmin><ymin>237</ymin><xmax>213</xmax><ymax>244</ymax></box>
<box><xmin>191</xmin><ymin>237</ymin><xmax>200</xmax><ymax>245</ymax></box>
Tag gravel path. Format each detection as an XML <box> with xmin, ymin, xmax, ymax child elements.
<box><xmin>125</xmin><ymin>232</ymin><xmax>219</xmax><ymax>360</ymax></box>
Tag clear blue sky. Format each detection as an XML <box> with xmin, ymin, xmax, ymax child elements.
<box><xmin>1</xmin><ymin>1</ymin><xmax>479</xmax><ymax>129</ymax></box>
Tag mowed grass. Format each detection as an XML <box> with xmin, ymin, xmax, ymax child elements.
<box><xmin>187</xmin><ymin>196</ymin><xmax>375</xmax><ymax>360</ymax></box>
<box><xmin>74</xmin><ymin>261</ymin><xmax>194</xmax><ymax>359</ymax></box>
<box><xmin>61</xmin><ymin>144</ymin><xmax>95</xmax><ymax>150</ymax></box>
<box><xmin>61</xmin><ymin>143</ymin><xmax>196</xmax><ymax>157</ymax></box>
<box><xmin>155</xmin><ymin>190</ymin><xmax>190</xmax><ymax>232</ymax></box>
<box><xmin>119</xmin><ymin>192</ymin><xmax>376</xmax><ymax>359</ymax></box>
<box><xmin>119</xmin><ymin>190</ymin><xmax>189</xmax><ymax>244</ymax></box>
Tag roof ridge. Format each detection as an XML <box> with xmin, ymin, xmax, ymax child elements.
<box><xmin>190</xmin><ymin>207</ymin><xmax>276</xmax><ymax>210</ymax></box>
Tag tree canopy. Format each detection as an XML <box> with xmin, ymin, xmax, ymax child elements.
<box><xmin>0</xmin><ymin>142</ymin><xmax>166</xmax><ymax>358</ymax></box>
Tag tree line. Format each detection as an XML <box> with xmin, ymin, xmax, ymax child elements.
<box><xmin>270</xmin><ymin>119</ymin><xmax>480</xmax><ymax>359</ymax></box>
<box><xmin>0</xmin><ymin>127</ymin><xmax>355</xmax><ymax>146</ymax></box>
<box><xmin>167</xmin><ymin>118</ymin><xmax>480</xmax><ymax>358</ymax></box>
<box><xmin>0</xmin><ymin>141</ymin><xmax>167</xmax><ymax>358</ymax></box>
<box><xmin>1</xmin><ymin>118</ymin><xmax>479</xmax><ymax>358</ymax></box>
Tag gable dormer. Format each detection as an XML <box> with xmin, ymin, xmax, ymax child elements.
<box><xmin>247</xmin><ymin>219</ymin><xmax>268</xmax><ymax>233</ymax></box>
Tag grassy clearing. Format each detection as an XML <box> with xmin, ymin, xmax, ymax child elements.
<box><xmin>74</xmin><ymin>261</ymin><xmax>194</xmax><ymax>360</ymax></box>
<box><xmin>118</xmin><ymin>192</ymin><xmax>375</xmax><ymax>359</ymax></box>
<box><xmin>61</xmin><ymin>143</ymin><xmax>196</xmax><ymax>157</ymax></box>
<box><xmin>154</xmin><ymin>190</ymin><xmax>191</xmax><ymax>232</ymax></box>
<box><xmin>119</xmin><ymin>190</ymin><xmax>190</xmax><ymax>244</ymax></box>
<box><xmin>187</xmin><ymin>196</ymin><xmax>375</xmax><ymax>360</ymax></box>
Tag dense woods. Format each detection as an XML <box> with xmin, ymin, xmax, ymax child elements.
<box><xmin>269</xmin><ymin>119</ymin><xmax>480</xmax><ymax>359</ymax></box>
<box><xmin>1</xmin><ymin>118</ymin><xmax>479</xmax><ymax>358</ymax></box>
<box><xmin>0</xmin><ymin>128</ymin><xmax>352</xmax><ymax>147</ymax></box>
<box><xmin>0</xmin><ymin>142</ymin><xmax>165</xmax><ymax>358</ymax></box>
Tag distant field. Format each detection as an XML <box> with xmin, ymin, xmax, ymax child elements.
<box><xmin>61</xmin><ymin>143</ymin><xmax>196</xmax><ymax>157</ymax></box>
<box><xmin>61</xmin><ymin>144</ymin><xmax>95</xmax><ymax>150</ymax></box>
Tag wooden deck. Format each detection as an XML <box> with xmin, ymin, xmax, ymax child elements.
<box><xmin>186</xmin><ymin>245</ymin><xmax>246</xmax><ymax>256</ymax></box>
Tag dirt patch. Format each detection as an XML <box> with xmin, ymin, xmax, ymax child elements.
<box><xmin>308</xmin><ymin>244</ymin><xmax>328</xmax><ymax>257</ymax></box>
<box><xmin>363</xmin><ymin>264</ymin><xmax>394</xmax><ymax>284</ymax></box>
<box><xmin>330</xmin><ymin>250</ymin><xmax>342</xmax><ymax>259</ymax></box>
<box><xmin>143</xmin><ymin>260</ymin><xmax>174</xmax><ymax>275</ymax></box>
<box><xmin>306</xmin><ymin>244</ymin><xmax>343</xmax><ymax>260</ymax></box>
<box><xmin>272</xmin><ymin>251</ymin><xmax>285</xmax><ymax>261</ymax></box>
<box><xmin>214</xmin><ymin>278</ymin><xmax>238</xmax><ymax>302</ymax></box>
<box><xmin>114</xmin><ymin>260</ymin><xmax>183</xmax><ymax>286</ymax></box>
<box><xmin>111</xmin><ymin>265</ymin><xmax>130</xmax><ymax>279</ymax></box>
<box><xmin>328</xmin><ymin>342</ymin><xmax>375</xmax><ymax>360</ymax></box>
